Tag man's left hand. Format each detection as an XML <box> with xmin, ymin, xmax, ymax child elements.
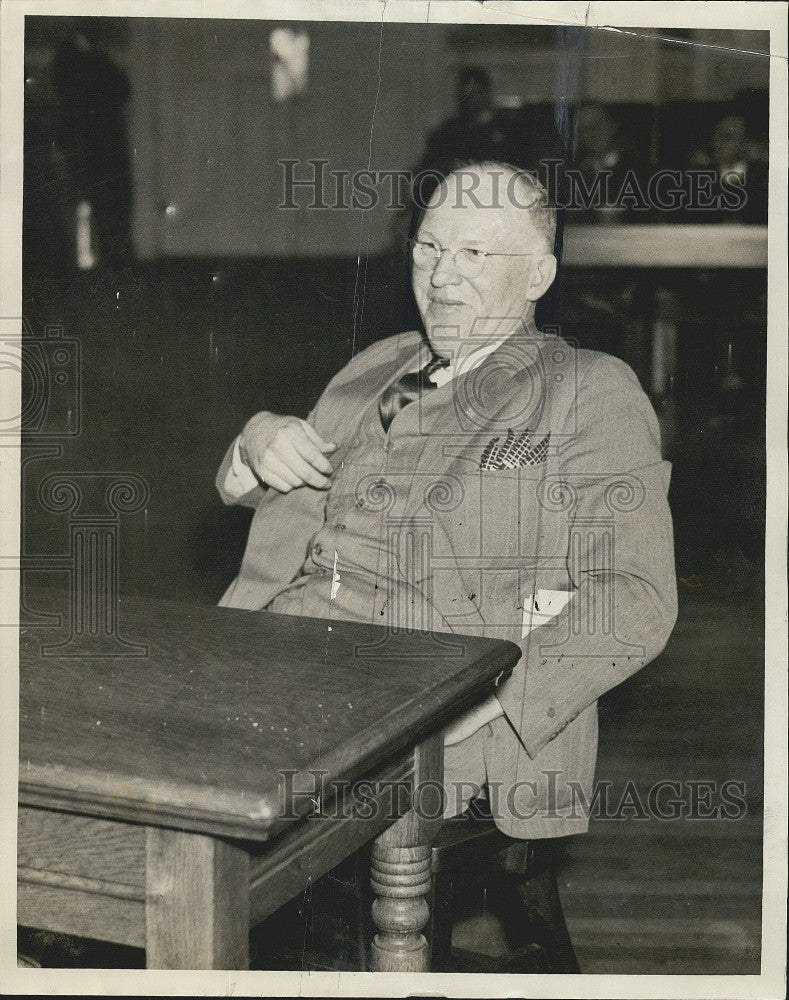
<box><xmin>444</xmin><ymin>695</ymin><xmax>504</xmax><ymax>746</ymax></box>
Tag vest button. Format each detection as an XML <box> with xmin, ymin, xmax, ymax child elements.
<box><xmin>335</xmin><ymin>523</ymin><xmax>346</xmax><ymax>531</ymax></box>
<box><xmin>313</xmin><ymin>543</ymin><xmax>323</xmax><ymax>556</ymax></box>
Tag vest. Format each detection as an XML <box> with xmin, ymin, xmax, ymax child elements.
<box><xmin>268</xmin><ymin>373</ymin><xmax>439</xmax><ymax>631</ymax></box>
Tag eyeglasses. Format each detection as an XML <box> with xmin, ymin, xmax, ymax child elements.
<box><xmin>410</xmin><ymin>239</ymin><xmax>535</xmax><ymax>279</ymax></box>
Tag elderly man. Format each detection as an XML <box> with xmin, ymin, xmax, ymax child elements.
<box><xmin>216</xmin><ymin>161</ymin><xmax>677</xmax><ymax>838</ymax></box>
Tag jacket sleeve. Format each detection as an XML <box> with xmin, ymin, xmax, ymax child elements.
<box><xmin>215</xmin><ymin>436</ymin><xmax>267</xmax><ymax>509</ymax></box>
<box><xmin>495</xmin><ymin>354</ymin><xmax>678</xmax><ymax>758</ymax></box>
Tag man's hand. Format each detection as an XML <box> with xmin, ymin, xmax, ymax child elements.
<box><xmin>239</xmin><ymin>412</ymin><xmax>337</xmax><ymax>493</ymax></box>
<box><xmin>443</xmin><ymin>695</ymin><xmax>504</xmax><ymax>746</ymax></box>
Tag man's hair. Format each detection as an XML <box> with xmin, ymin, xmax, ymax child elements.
<box><xmin>445</xmin><ymin>159</ymin><xmax>557</xmax><ymax>254</ymax></box>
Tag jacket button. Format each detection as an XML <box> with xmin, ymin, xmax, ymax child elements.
<box><xmin>546</xmin><ymin>707</ymin><xmax>556</xmax><ymax>718</ymax></box>
<box><xmin>335</xmin><ymin>523</ymin><xmax>346</xmax><ymax>531</ymax></box>
<box><xmin>313</xmin><ymin>543</ymin><xmax>323</xmax><ymax>556</ymax></box>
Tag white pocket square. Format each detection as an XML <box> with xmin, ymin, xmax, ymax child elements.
<box><xmin>521</xmin><ymin>588</ymin><xmax>574</xmax><ymax>638</ymax></box>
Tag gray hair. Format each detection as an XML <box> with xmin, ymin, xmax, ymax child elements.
<box><xmin>445</xmin><ymin>160</ymin><xmax>557</xmax><ymax>253</ymax></box>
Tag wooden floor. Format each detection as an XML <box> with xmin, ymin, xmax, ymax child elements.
<box><xmin>560</xmin><ymin>589</ymin><xmax>763</xmax><ymax>975</ymax></box>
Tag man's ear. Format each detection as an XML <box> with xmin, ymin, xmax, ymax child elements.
<box><xmin>525</xmin><ymin>254</ymin><xmax>557</xmax><ymax>301</ymax></box>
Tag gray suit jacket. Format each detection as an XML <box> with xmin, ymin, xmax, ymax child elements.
<box><xmin>217</xmin><ymin>330</ymin><xmax>677</xmax><ymax>837</ymax></box>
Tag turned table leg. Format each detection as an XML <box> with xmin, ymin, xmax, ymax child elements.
<box><xmin>369</xmin><ymin>734</ymin><xmax>443</xmax><ymax>972</ymax></box>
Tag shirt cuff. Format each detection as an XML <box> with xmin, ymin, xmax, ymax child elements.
<box><xmin>224</xmin><ymin>436</ymin><xmax>260</xmax><ymax>498</ymax></box>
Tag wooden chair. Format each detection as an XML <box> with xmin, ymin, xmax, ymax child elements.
<box><xmin>427</xmin><ymin>799</ymin><xmax>581</xmax><ymax>973</ymax></box>
<box><xmin>335</xmin><ymin>798</ymin><xmax>580</xmax><ymax>972</ymax></box>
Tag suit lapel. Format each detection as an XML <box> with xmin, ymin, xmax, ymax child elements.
<box><xmin>322</xmin><ymin>331</ymin><xmax>427</xmax><ymax>460</ymax></box>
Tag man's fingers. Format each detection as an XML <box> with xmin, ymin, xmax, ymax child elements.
<box><xmin>290</xmin><ymin>432</ymin><xmax>335</xmax><ymax>477</ymax></box>
<box><xmin>300</xmin><ymin>420</ymin><xmax>337</xmax><ymax>453</ymax></box>
<box><xmin>263</xmin><ymin>471</ymin><xmax>293</xmax><ymax>493</ymax></box>
<box><xmin>276</xmin><ymin>446</ymin><xmax>331</xmax><ymax>489</ymax></box>
<box><xmin>240</xmin><ymin>414</ymin><xmax>337</xmax><ymax>491</ymax></box>
<box><xmin>263</xmin><ymin>454</ymin><xmax>302</xmax><ymax>492</ymax></box>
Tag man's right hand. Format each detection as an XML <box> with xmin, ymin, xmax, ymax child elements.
<box><xmin>238</xmin><ymin>412</ymin><xmax>337</xmax><ymax>493</ymax></box>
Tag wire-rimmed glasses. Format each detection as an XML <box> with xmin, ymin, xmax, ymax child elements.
<box><xmin>410</xmin><ymin>238</ymin><xmax>535</xmax><ymax>279</ymax></box>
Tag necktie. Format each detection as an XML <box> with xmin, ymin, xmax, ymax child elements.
<box><xmin>378</xmin><ymin>354</ymin><xmax>450</xmax><ymax>432</ymax></box>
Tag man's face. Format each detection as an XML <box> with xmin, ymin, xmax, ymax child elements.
<box><xmin>412</xmin><ymin>171</ymin><xmax>553</xmax><ymax>359</ymax></box>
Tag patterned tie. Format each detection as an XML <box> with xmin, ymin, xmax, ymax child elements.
<box><xmin>378</xmin><ymin>354</ymin><xmax>450</xmax><ymax>432</ymax></box>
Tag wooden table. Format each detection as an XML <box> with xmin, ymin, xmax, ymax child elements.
<box><xmin>17</xmin><ymin>589</ymin><xmax>519</xmax><ymax>970</ymax></box>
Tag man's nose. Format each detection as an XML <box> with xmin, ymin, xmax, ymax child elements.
<box><xmin>430</xmin><ymin>249</ymin><xmax>463</xmax><ymax>286</ymax></box>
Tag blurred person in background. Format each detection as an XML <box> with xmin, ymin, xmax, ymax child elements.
<box><xmin>684</xmin><ymin>95</ymin><xmax>768</xmax><ymax>223</ymax></box>
<box><xmin>50</xmin><ymin>17</ymin><xmax>134</xmax><ymax>267</ymax></box>
<box><xmin>571</xmin><ymin>102</ymin><xmax>649</xmax><ymax>222</ymax></box>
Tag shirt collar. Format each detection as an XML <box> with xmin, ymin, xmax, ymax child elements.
<box><xmin>427</xmin><ymin>321</ymin><xmax>542</xmax><ymax>387</ymax></box>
